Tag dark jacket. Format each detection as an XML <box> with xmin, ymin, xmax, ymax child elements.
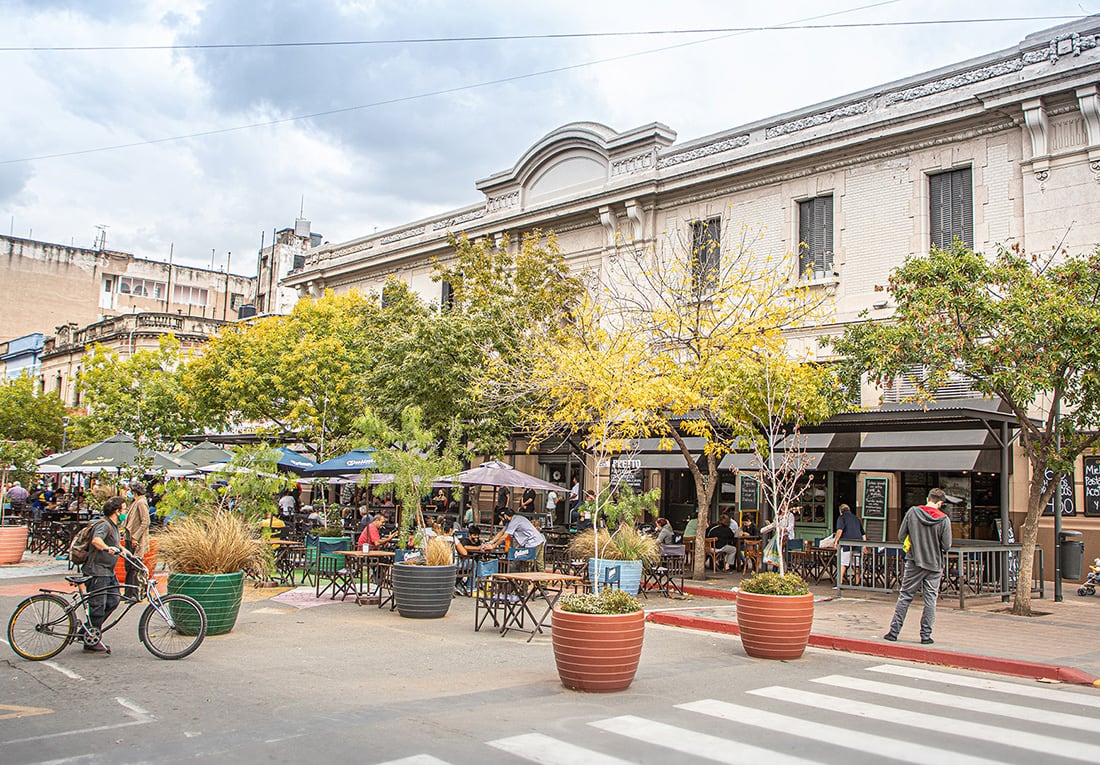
<box><xmin>899</xmin><ymin>504</ymin><xmax>952</xmax><ymax>571</ymax></box>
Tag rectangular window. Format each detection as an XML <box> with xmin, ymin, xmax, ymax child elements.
<box><xmin>798</xmin><ymin>195</ymin><xmax>834</xmax><ymax>280</ymax></box>
<box><xmin>229</xmin><ymin>293</ymin><xmax>244</xmax><ymax>309</ymax></box>
<box><xmin>173</xmin><ymin>285</ymin><xmax>209</xmax><ymax>306</ymax></box>
<box><xmin>292</xmin><ymin>254</ymin><xmax>306</xmax><ymax>271</ymax></box>
<box><xmin>441</xmin><ymin>281</ymin><xmax>454</xmax><ymax>308</ymax></box>
<box><xmin>930</xmin><ymin>167</ymin><xmax>973</xmax><ymax>249</ymax></box>
<box><xmin>119</xmin><ymin>277</ymin><xmax>166</xmax><ymax>298</ymax></box>
<box><xmin>103</xmin><ymin>277</ymin><xmax>113</xmax><ymax>293</ymax></box>
<box><xmin>690</xmin><ymin>216</ymin><xmax>721</xmax><ymax>292</ymax></box>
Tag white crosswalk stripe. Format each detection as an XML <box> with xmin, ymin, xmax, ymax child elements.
<box><xmin>375</xmin><ymin>664</ymin><xmax>1099</xmax><ymax>765</ymax></box>
<box><xmin>678</xmin><ymin>698</ymin><xmax>1007</xmax><ymax>765</ymax></box>
<box><xmin>811</xmin><ymin>673</ymin><xmax>1094</xmax><ymax>730</ymax></box>
<box><xmin>866</xmin><ymin>663</ymin><xmax>1100</xmax><ymax>709</ymax></box>
<box><xmin>750</xmin><ymin>684</ymin><xmax>1100</xmax><ymax>762</ymax></box>
<box><xmin>488</xmin><ymin>733</ymin><xmax>635</xmax><ymax>764</ymax></box>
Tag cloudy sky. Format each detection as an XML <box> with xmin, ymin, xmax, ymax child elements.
<box><xmin>1</xmin><ymin>1</ymin><xmax>1095</xmax><ymax>275</ymax></box>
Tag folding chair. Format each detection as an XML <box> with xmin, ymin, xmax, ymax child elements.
<box><xmin>315</xmin><ymin>538</ymin><xmax>350</xmax><ymax>599</ymax></box>
<box><xmin>454</xmin><ymin>556</ymin><xmax>476</xmax><ymax>596</ymax></box>
<box><xmin>475</xmin><ymin>569</ymin><xmax>521</xmax><ymax>634</ymax></box>
<box><xmin>646</xmin><ymin>544</ymin><xmax>686</xmax><ymax>597</ymax></box>
<box><xmin>297</xmin><ymin>533</ymin><xmax>320</xmax><ymax>586</ymax></box>
<box><xmin>502</xmin><ymin>545</ymin><xmax>537</xmax><ymax>573</ymax></box>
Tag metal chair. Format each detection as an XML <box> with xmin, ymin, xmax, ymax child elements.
<box><xmin>314</xmin><ymin>538</ymin><xmax>350</xmax><ymax>599</ymax></box>
<box><xmin>502</xmin><ymin>545</ymin><xmax>538</xmax><ymax>573</ymax></box>
<box><xmin>643</xmin><ymin>544</ymin><xmax>686</xmax><ymax>597</ymax></box>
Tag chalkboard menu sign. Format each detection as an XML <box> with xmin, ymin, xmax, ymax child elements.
<box><xmin>862</xmin><ymin>476</ymin><xmax>888</xmax><ymax>520</ymax></box>
<box><xmin>739</xmin><ymin>475</ymin><xmax>759</xmax><ymax>512</ymax></box>
<box><xmin>1041</xmin><ymin>468</ymin><xmax>1076</xmax><ymax>516</ymax></box>
<box><xmin>1083</xmin><ymin>457</ymin><xmax>1100</xmax><ymax>517</ymax></box>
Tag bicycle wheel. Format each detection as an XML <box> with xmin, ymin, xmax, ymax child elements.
<box><xmin>7</xmin><ymin>594</ymin><xmax>75</xmax><ymax>661</ymax></box>
<box><xmin>138</xmin><ymin>595</ymin><xmax>206</xmax><ymax>660</ymax></box>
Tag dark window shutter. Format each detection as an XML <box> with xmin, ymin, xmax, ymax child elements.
<box><xmin>930</xmin><ymin>168</ymin><xmax>972</xmax><ymax>249</ymax></box>
<box><xmin>799</xmin><ymin>196</ymin><xmax>833</xmax><ymax>278</ymax></box>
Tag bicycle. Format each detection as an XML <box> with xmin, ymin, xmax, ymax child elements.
<box><xmin>6</xmin><ymin>548</ymin><xmax>207</xmax><ymax>661</ymax></box>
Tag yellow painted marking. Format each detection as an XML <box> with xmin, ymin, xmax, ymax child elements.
<box><xmin>0</xmin><ymin>703</ymin><xmax>54</xmax><ymax>720</ymax></box>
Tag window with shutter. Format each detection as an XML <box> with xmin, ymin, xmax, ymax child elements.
<box><xmin>798</xmin><ymin>195</ymin><xmax>834</xmax><ymax>280</ymax></box>
<box><xmin>690</xmin><ymin>216</ymin><xmax>721</xmax><ymax>293</ymax></box>
<box><xmin>929</xmin><ymin>167</ymin><xmax>973</xmax><ymax>249</ymax></box>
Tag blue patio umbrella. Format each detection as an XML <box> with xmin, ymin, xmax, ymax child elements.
<box><xmin>305</xmin><ymin>449</ymin><xmax>377</xmax><ymax>477</ymax></box>
<box><xmin>274</xmin><ymin>447</ymin><xmax>321</xmax><ymax>475</ymax></box>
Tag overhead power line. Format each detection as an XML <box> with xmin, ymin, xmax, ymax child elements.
<box><xmin>0</xmin><ymin>16</ymin><xmax>1085</xmax><ymax>53</ymax></box>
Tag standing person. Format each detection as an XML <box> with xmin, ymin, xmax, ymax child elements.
<box><xmin>485</xmin><ymin>508</ymin><xmax>547</xmax><ymax>571</ymax></box>
<box><xmin>277</xmin><ymin>491</ymin><xmax>296</xmax><ymax>522</ymax></box>
<box><xmin>122</xmin><ymin>481</ymin><xmax>150</xmax><ymax>601</ymax></box>
<box><xmin>82</xmin><ymin>496</ymin><xmax>125</xmax><ymax>653</ymax></box>
<box><xmin>884</xmin><ymin>488</ymin><xmax>953</xmax><ymax>645</ymax></box>
<box><xmin>832</xmin><ymin>503</ymin><xmax>867</xmax><ymax>585</ymax></box>
<box><xmin>568</xmin><ymin>479</ymin><xmax>580</xmax><ymax>514</ymax></box>
<box><xmin>496</xmin><ymin>486</ymin><xmax>510</xmax><ymax>512</ymax></box>
<box><xmin>519</xmin><ymin>486</ymin><xmax>536</xmax><ymax>519</ymax></box>
<box><xmin>545</xmin><ymin>488</ymin><xmax>559</xmax><ymax>525</ymax></box>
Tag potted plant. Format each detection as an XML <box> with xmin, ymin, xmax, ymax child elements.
<box><xmin>357</xmin><ymin>405</ymin><xmax>462</xmax><ymax>619</ymax></box>
<box><xmin>156</xmin><ymin>445</ymin><xmax>283</xmax><ymax>634</ymax></box>
<box><xmin>0</xmin><ymin>440</ymin><xmax>40</xmax><ymax>565</ymax></box>
<box><xmin>569</xmin><ymin>487</ymin><xmax>659</xmax><ymax>595</ymax></box>
<box><xmin>552</xmin><ymin>587</ymin><xmax>645</xmax><ymax>692</ymax></box>
<box><xmin>735</xmin><ymin>571</ymin><xmax>814</xmax><ymax>659</ymax></box>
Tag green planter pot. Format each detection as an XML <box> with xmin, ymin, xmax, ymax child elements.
<box><xmin>392</xmin><ymin>562</ymin><xmax>456</xmax><ymax>619</ymax></box>
<box><xmin>167</xmin><ymin>571</ymin><xmax>244</xmax><ymax>636</ymax></box>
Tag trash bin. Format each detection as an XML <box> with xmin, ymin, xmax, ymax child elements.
<box><xmin>1059</xmin><ymin>530</ymin><xmax>1085</xmax><ymax>581</ymax></box>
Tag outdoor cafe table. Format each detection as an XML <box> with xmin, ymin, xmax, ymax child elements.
<box><xmin>789</xmin><ymin>546</ymin><xmax>837</xmax><ymax>584</ymax></box>
<box><xmin>263</xmin><ymin>539</ymin><xmax>303</xmax><ymax>587</ymax></box>
<box><xmin>334</xmin><ymin>549</ymin><xmax>395</xmax><ymax>605</ymax></box>
<box><xmin>488</xmin><ymin>571</ymin><xmax>583</xmax><ymax>642</ymax></box>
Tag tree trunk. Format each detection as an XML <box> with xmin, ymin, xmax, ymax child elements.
<box><xmin>1011</xmin><ymin>458</ymin><xmax>1057</xmax><ymax>616</ymax></box>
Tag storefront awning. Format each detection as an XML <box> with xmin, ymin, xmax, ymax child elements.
<box><xmin>718</xmin><ymin>433</ymin><xmax>845</xmax><ymax>472</ymax></box>
<box><xmin>627</xmin><ymin>438</ymin><xmax>704</xmax><ymax>469</ymax></box>
<box><xmin>848</xmin><ymin>429</ymin><xmax>1000</xmax><ymax>472</ymax></box>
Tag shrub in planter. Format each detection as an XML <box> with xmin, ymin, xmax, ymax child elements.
<box><xmin>552</xmin><ymin>587</ymin><xmax>645</xmax><ymax>692</ymax></box>
<box><xmin>736</xmin><ymin>571</ymin><xmax>814</xmax><ymax>660</ymax></box>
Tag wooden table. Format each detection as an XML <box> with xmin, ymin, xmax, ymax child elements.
<box><xmin>334</xmin><ymin>550</ymin><xmax>395</xmax><ymax>605</ymax></box>
<box><xmin>790</xmin><ymin>546</ymin><xmax>837</xmax><ymax>583</ymax></box>
<box><xmin>487</xmin><ymin>571</ymin><xmax>582</xmax><ymax>642</ymax></box>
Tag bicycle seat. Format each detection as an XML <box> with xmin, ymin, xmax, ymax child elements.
<box><xmin>65</xmin><ymin>575</ymin><xmax>93</xmax><ymax>585</ymax></box>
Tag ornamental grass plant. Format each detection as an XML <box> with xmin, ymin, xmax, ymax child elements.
<box><xmin>739</xmin><ymin>571</ymin><xmax>810</xmax><ymax>596</ymax></box>
<box><xmin>158</xmin><ymin>510</ymin><xmax>271</xmax><ymax>577</ymax></box>
<box><xmin>567</xmin><ymin>525</ymin><xmax>658</xmax><ymax>563</ymax></box>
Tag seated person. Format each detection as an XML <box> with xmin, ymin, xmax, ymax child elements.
<box><xmin>354</xmin><ymin>506</ymin><xmax>372</xmax><ymax>539</ymax></box>
<box><xmin>465</xmin><ymin>525</ymin><xmax>485</xmax><ymax>548</ymax></box>
<box><xmin>357</xmin><ymin>513</ymin><xmax>398</xmax><ymax>549</ymax></box>
<box><xmin>706</xmin><ymin>513</ymin><xmax>741</xmax><ymax>572</ymax></box>
<box><xmin>655</xmin><ymin>517</ymin><xmax>676</xmax><ymax>545</ymax></box>
<box><xmin>741</xmin><ymin>517</ymin><xmax>759</xmax><ymax>537</ymax></box>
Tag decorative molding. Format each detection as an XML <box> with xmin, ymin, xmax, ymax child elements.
<box><xmin>1023</xmin><ymin>32</ymin><xmax>1099</xmax><ymax>65</ymax></box>
<box><xmin>766</xmin><ymin>101</ymin><xmax>874</xmax><ymax>139</ymax></box>
<box><xmin>1022</xmin><ymin>98</ymin><xmax>1050</xmax><ymax>160</ymax></box>
<box><xmin>657</xmin><ymin>136</ymin><xmax>749</xmax><ymax>168</ymax></box>
<box><xmin>431</xmin><ymin>207</ymin><xmax>486</xmax><ymax>231</ymax></box>
<box><xmin>379</xmin><ymin>226</ymin><xmax>426</xmax><ymax>245</ymax></box>
<box><xmin>611</xmin><ymin>151</ymin><xmax>656</xmax><ymax>176</ymax></box>
<box><xmin>624</xmin><ymin>199</ymin><xmax>645</xmax><ymax>242</ymax></box>
<box><xmin>486</xmin><ymin>191</ymin><xmax>520</xmax><ymax>212</ymax></box>
<box><xmin>598</xmin><ymin>206</ymin><xmax>618</xmax><ymax>248</ymax></box>
<box><xmin>886</xmin><ymin>60</ymin><xmax>1023</xmax><ymax>105</ymax></box>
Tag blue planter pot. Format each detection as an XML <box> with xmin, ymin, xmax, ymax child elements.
<box><xmin>588</xmin><ymin>558</ymin><xmax>643</xmax><ymax>596</ymax></box>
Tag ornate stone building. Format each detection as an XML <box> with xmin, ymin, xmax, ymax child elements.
<box><xmin>285</xmin><ymin>18</ymin><xmax>1100</xmax><ymax>564</ymax></box>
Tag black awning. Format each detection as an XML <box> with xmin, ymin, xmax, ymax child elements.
<box><xmin>848</xmin><ymin>429</ymin><xmax>1000</xmax><ymax>472</ymax></box>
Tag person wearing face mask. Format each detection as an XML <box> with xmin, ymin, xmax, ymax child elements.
<box><xmin>121</xmin><ymin>481</ymin><xmax>150</xmax><ymax>602</ymax></box>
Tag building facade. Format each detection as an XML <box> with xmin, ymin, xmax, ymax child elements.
<box><xmin>285</xmin><ymin>18</ymin><xmax>1100</xmax><ymax>566</ymax></box>
<box><xmin>253</xmin><ymin>219</ymin><xmax>321</xmax><ymax>316</ymax></box>
<box><xmin>0</xmin><ymin>234</ymin><xmax>255</xmax><ymax>344</ymax></box>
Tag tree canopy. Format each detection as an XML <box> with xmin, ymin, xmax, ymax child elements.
<box><xmin>0</xmin><ymin>374</ymin><xmax>67</xmax><ymax>452</ymax></box>
<box><xmin>831</xmin><ymin>241</ymin><xmax>1100</xmax><ymax>614</ymax></box>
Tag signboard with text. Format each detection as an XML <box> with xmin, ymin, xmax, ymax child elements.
<box><xmin>1083</xmin><ymin>457</ymin><xmax>1100</xmax><ymax>517</ymax></box>
<box><xmin>1041</xmin><ymin>468</ymin><xmax>1076</xmax><ymax>516</ymax></box>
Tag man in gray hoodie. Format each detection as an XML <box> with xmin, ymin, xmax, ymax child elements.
<box><xmin>884</xmin><ymin>487</ymin><xmax>953</xmax><ymax>645</ymax></box>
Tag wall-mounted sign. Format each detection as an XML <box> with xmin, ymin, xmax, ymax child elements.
<box><xmin>1083</xmin><ymin>457</ymin><xmax>1100</xmax><ymax>517</ymax></box>
<box><xmin>1041</xmin><ymin>468</ymin><xmax>1076</xmax><ymax>516</ymax></box>
<box><xmin>739</xmin><ymin>475</ymin><xmax>759</xmax><ymax>512</ymax></box>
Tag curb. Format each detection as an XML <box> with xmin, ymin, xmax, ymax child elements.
<box><xmin>645</xmin><ymin>610</ymin><xmax>1100</xmax><ymax>687</ymax></box>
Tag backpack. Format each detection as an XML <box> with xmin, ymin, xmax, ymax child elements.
<box><xmin>68</xmin><ymin>521</ymin><xmax>99</xmax><ymax>566</ymax></box>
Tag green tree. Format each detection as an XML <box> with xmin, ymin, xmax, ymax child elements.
<box><xmin>0</xmin><ymin>439</ymin><xmax>43</xmax><ymax>522</ymax></box>
<box><xmin>0</xmin><ymin>374</ymin><xmax>66</xmax><ymax>451</ymax></box>
<box><xmin>830</xmin><ymin>242</ymin><xmax>1100</xmax><ymax>615</ymax></box>
<box><xmin>73</xmin><ymin>335</ymin><xmax>201</xmax><ymax>451</ymax></box>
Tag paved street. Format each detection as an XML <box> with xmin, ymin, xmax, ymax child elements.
<box><xmin>2</xmin><ymin>578</ymin><xmax>1098</xmax><ymax>765</ymax></box>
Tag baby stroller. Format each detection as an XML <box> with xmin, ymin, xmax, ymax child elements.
<box><xmin>1078</xmin><ymin>557</ymin><xmax>1100</xmax><ymax>597</ymax></box>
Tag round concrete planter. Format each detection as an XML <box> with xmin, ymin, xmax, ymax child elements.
<box><xmin>392</xmin><ymin>562</ymin><xmax>456</xmax><ymax>619</ymax></box>
<box><xmin>735</xmin><ymin>590</ymin><xmax>814</xmax><ymax>660</ymax></box>
<box><xmin>0</xmin><ymin>525</ymin><xmax>29</xmax><ymax>565</ymax></box>
<box><xmin>167</xmin><ymin>571</ymin><xmax>244</xmax><ymax>636</ymax></box>
<box><xmin>551</xmin><ymin>607</ymin><xmax>645</xmax><ymax>692</ymax></box>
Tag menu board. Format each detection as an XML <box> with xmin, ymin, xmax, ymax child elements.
<box><xmin>610</xmin><ymin>458</ymin><xmax>643</xmax><ymax>494</ymax></box>
<box><xmin>1084</xmin><ymin>457</ymin><xmax>1100</xmax><ymax>517</ymax></box>
<box><xmin>739</xmin><ymin>475</ymin><xmax>759</xmax><ymax>512</ymax></box>
<box><xmin>862</xmin><ymin>476</ymin><xmax>888</xmax><ymax>519</ymax></box>
<box><xmin>1041</xmin><ymin>468</ymin><xmax>1076</xmax><ymax>516</ymax></box>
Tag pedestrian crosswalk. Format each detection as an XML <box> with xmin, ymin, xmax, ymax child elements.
<box><xmin>375</xmin><ymin>663</ymin><xmax>1098</xmax><ymax>764</ymax></box>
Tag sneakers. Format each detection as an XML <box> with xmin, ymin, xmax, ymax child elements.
<box><xmin>883</xmin><ymin>632</ymin><xmax>898</xmax><ymax>642</ymax></box>
<box><xmin>921</xmin><ymin>637</ymin><xmax>935</xmax><ymax>645</ymax></box>
<box><xmin>82</xmin><ymin>641</ymin><xmax>109</xmax><ymax>654</ymax></box>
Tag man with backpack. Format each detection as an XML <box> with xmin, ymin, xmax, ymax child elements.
<box><xmin>81</xmin><ymin>496</ymin><xmax>125</xmax><ymax>654</ymax></box>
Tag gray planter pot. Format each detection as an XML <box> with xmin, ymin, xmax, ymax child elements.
<box><xmin>392</xmin><ymin>562</ymin><xmax>456</xmax><ymax>619</ymax></box>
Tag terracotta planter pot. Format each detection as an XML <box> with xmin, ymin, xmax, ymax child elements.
<box><xmin>114</xmin><ymin>537</ymin><xmax>160</xmax><ymax>582</ymax></box>
<box><xmin>551</xmin><ymin>607</ymin><xmax>645</xmax><ymax>692</ymax></box>
<box><xmin>0</xmin><ymin>525</ymin><xmax>29</xmax><ymax>564</ymax></box>
<box><xmin>735</xmin><ymin>590</ymin><xmax>814</xmax><ymax>660</ymax></box>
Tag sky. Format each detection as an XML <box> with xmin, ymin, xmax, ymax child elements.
<box><xmin>1</xmin><ymin>1</ymin><xmax>1096</xmax><ymax>276</ymax></box>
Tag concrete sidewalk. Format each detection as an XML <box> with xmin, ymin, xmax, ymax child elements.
<box><xmin>645</xmin><ymin>572</ymin><xmax>1100</xmax><ymax>687</ymax></box>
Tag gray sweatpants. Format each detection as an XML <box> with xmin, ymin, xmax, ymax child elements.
<box><xmin>888</xmin><ymin>561</ymin><xmax>942</xmax><ymax>640</ymax></box>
